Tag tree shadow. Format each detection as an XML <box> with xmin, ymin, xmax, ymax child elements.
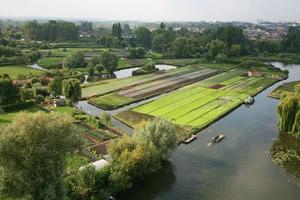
<box><xmin>117</xmin><ymin>161</ymin><xmax>176</xmax><ymax>200</ymax></box>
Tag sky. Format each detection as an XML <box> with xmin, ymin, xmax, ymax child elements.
<box><xmin>0</xmin><ymin>0</ymin><xmax>300</xmax><ymax>22</ymax></box>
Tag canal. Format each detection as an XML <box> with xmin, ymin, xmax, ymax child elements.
<box><xmin>119</xmin><ymin>62</ymin><xmax>300</xmax><ymax>200</ymax></box>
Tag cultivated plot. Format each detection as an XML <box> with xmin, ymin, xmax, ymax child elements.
<box><xmin>119</xmin><ymin>70</ymin><xmax>278</xmax><ymax>130</ymax></box>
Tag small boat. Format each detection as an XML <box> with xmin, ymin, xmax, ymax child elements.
<box><xmin>212</xmin><ymin>134</ymin><xmax>225</xmax><ymax>143</ymax></box>
<box><xmin>182</xmin><ymin>135</ymin><xmax>197</xmax><ymax>144</ymax></box>
<box><xmin>244</xmin><ymin>97</ymin><xmax>255</xmax><ymax>105</ymax></box>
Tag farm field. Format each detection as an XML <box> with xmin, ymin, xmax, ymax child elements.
<box><xmin>88</xmin><ymin>67</ymin><xmax>218</xmax><ymax>109</ymax></box>
<box><xmin>0</xmin><ymin>65</ymin><xmax>44</xmax><ymax>79</ymax></box>
<box><xmin>37</xmin><ymin>57</ymin><xmax>62</xmax><ymax>69</ymax></box>
<box><xmin>82</xmin><ymin>65</ymin><xmax>213</xmax><ymax>98</ymax></box>
<box><xmin>116</xmin><ymin>69</ymin><xmax>280</xmax><ymax>131</ymax></box>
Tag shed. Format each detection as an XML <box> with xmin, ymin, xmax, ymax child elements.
<box><xmin>79</xmin><ymin>159</ymin><xmax>109</xmax><ymax>171</ymax></box>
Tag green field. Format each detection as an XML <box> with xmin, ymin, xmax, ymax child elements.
<box><xmin>0</xmin><ymin>106</ymin><xmax>45</xmax><ymax>124</ymax></box>
<box><xmin>86</xmin><ymin>67</ymin><xmax>218</xmax><ymax>109</ymax></box>
<box><xmin>0</xmin><ymin>65</ymin><xmax>43</xmax><ymax>79</ymax></box>
<box><xmin>116</xmin><ymin>69</ymin><xmax>279</xmax><ymax>131</ymax></box>
<box><xmin>37</xmin><ymin>57</ymin><xmax>62</xmax><ymax>68</ymax></box>
<box><xmin>81</xmin><ymin>65</ymin><xmax>207</xmax><ymax>98</ymax></box>
<box><xmin>268</xmin><ymin>81</ymin><xmax>300</xmax><ymax>99</ymax></box>
<box><xmin>89</xmin><ymin>93</ymin><xmax>134</xmax><ymax>110</ymax></box>
<box><xmin>51</xmin><ymin>106</ymin><xmax>75</xmax><ymax>114</ymax></box>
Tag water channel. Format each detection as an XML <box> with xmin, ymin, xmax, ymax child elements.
<box><xmin>117</xmin><ymin>62</ymin><xmax>300</xmax><ymax>200</ymax></box>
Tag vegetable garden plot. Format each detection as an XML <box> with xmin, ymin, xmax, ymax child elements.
<box><xmin>129</xmin><ymin>71</ymin><xmax>275</xmax><ymax>129</ymax></box>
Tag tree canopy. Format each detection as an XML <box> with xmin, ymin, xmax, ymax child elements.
<box><xmin>62</xmin><ymin>78</ymin><xmax>81</xmax><ymax>105</ymax></box>
<box><xmin>278</xmin><ymin>83</ymin><xmax>300</xmax><ymax>138</ymax></box>
<box><xmin>0</xmin><ymin>75</ymin><xmax>19</xmax><ymax>106</ymax></box>
<box><xmin>23</xmin><ymin>20</ymin><xmax>79</xmax><ymax>41</ymax></box>
<box><xmin>62</xmin><ymin>51</ymin><xmax>86</xmax><ymax>69</ymax></box>
<box><xmin>100</xmin><ymin>51</ymin><xmax>118</xmax><ymax>75</ymax></box>
<box><xmin>0</xmin><ymin>112</ymin><xmax>82</xmax><ymax>200</ymax></box>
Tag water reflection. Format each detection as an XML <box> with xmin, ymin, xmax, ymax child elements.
<box><xmin>271</xmin><ymin>132</ymin><xmax>300</xmax><ymax>180</ymax></box>
<box><xmin>118</xmin><ymin>162</ymin><xmax>176</xmax><ymax>200</ymax></box>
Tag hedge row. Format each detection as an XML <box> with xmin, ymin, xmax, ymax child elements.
<box><xmin>0</xmin><ymin>101</ymin><xmax>35</xmax><ymax>112</ymax></box>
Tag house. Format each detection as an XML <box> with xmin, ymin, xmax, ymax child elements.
<box><xmin>53</xmin><ymin>99</ymin><xmax>66</xmax><ymax>107</ymax></box>
<box><xmin>248</xmin><ymin>70</ymin><xmax>263</xmax><ymax>77</ymax></box>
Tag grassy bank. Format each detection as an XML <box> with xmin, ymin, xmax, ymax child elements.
<box><xmin>269</xmin><ymin>81</ymin><xmax>300</xmax><ymax>99</ymax></box>
<box><xmin>0</xmin><ymin>65</ymin><xmax>43</xmax><ymax>79</ymax></box>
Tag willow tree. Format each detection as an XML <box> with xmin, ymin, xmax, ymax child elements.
<box><xmin>278</xmin><ymin>94</ymin><xmax>299</xmax><ymax>132</ymax></box>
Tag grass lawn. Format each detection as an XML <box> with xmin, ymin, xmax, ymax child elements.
<box><xmin>0</xmin><ymin>65</ymin><xmax>43</xmax><ymax>79</ymax></box>
<box><xmin>268</xmin><ymin>81</ymin><xmax>300</xmax><ymax>99</ymax></box>
<box><xmin>51</xmin><ymin>106</ymin><xmax>75</xmax><ymax>114</ymax></box>
<box><xmin>0</xmin><ymin>106</ymin><xmax>45</xmax><ymax>124</ymax></box>
<box><xmin>37</xmin><ymin>57</ymin><xmax>62</xmax><ymax>68</ymax></box>
<box><xmin>89</xmin><ymin>93</ymin><xmax>134</xmax><ymax>110</ymax></box>
<box><xmin>117</xmin><ymin>59</ymin><xmax>146</xmax><ymax>69</ymax></box>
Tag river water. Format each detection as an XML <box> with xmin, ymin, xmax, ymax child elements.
<box><xmin>119</xmin><ymin>62</ymin><xmax>300</xmax><ymax>200</ymax></box>
<box><xmin>114</xmin><ymin>65</ymin><xmax>177</xmax><ymax>79</ymax></box>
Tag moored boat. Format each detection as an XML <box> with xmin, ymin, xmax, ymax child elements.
<box><xmin>212</xmin><ymin>134</ymin><xmax>225</xmax><ymax>143</ymax></box>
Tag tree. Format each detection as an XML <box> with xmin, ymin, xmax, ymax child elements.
<box><xmin>80</xmin><ymin>21</ymin><xmax>93</xmax><ymax>33</ymax></box>
<box><xmin>62</xmin><ymin>78</ymin><xmax>81</xmax><ymax>105</ymax></box>
<box><xmin>90</xmin><ymin>56</ymin><xmax>101</xmax><ymax>67</ymax></box>
<box><xmin>0</xmin><ymin>76</ymin><xmax>19</xmax><ymax>106</ymax></box>
<box><xmin>62</xmin><ymin>51</ymin><xmax>86</xmax><ymax>69</ymax></box>
<box><xmin>160</xmin><ymin>22</ymin><xmax>166</xmax><ymax>30</ymax></box>
<box><xmin>136</xmin><ymin>118</ymin><xmax>177</xmax><ymax>160</ymax></box>
<box><xmin>214</xmin><ymin>25</ymin><xmax>247</xmax><ymax>48</ymax></box>
<box><xmin>281</xmin><ymin>26</ymin><xmax>300</xmax><ymax>53</ymax></box>
<box><xmin>100</xmin><ymin>51</ymin><xmax>118</xmax><ymax>75</ymax></box>
<box><xmin>207</xmin><ymin>39</ymin><xmax>226</xmax><ymax>60</ymax></box>
<box><xmin>129</xmin><ymin>47</ymin><xmax>145</xmax><ymax>59</ymax></box>
<box><xmin>0</xmin><ymin>112</ymin><xmax>82</xmax><ymax>199</ymax></box>
<box><xmin>228</xmin><ymin>44</ymin><xmax>241</xmax><ymax>57</ymax></box>
<box><xmin>135</xmin><ymin>27</ymin><xmax>152</xmax><ymax>49</ymax></box>
<box><xmin>48</xmin><ymin>77</ymin><xmax>62</xmax><ymax>97</ymax></box>
<box><xmin>87</xmin><ymin>66</ymin><xmax>95</xmax><ymax>76</ymax></box>
<box><xmin>28</xmin><ymin>50</ymin><xmax>41</xmax><ymax>62</ymax></box>
<box><xmin>108</xmin><ymin>135</ymin><xmax>160</xmax><ymax>192</ymax></box>
<box><xmin>23</xmin><ymin>20</ymin><xmax>79</xmax><ymax>41</ymax></box>
<box><xmin>172</xmin><ymin>37</ymin><xmax>191</xmax><ymax>58</ymax></box>
<box><xmin>152</xmin><ymin>30</ymin><xmax>175</xmax><ymax>52</ymax></box>
<box><xmin>278</xmin><ymin>94</ymin><xmax>299</xmax><ymax>133</ymax></box>
<box><xmin>112</xmin><ymin>23</ymin><xmax>122</xmax><ymax>40</ymax></box>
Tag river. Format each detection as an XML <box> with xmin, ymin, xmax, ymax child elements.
<box><xmin>118</xmin><ymin>62</ymin><xmax>300</xmax><ymax>200</ymax></box>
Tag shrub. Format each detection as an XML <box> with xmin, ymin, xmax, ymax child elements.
<box><xmin>35</xmin><ymin>95</ymin><xmax>45</xmax><ymax>104</ymax></box>
<box><xmin>34</xmin><ymin>87</ymin><xmax>49</xmax><ymax>97</ymax></box>
<box><xmin>0</xmin><ymin>101</ymin><xmax>35</xmax><ymax>112</ymax></box>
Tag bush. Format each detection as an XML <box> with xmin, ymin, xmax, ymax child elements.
<box><xmin>34</xmin><ymin>87</ymin><xmax>49</xmax><ymax>97</ymax></box>
<box><xmin>0</xmin><ymin>101</ymin><xmax>35</xmax><ymax>112</ymax></box>
<box><xmin>20</xmin><ymin>89</ymin><xmax>35</xmax><ymax>101</ymax></box>
<box><xmin>35</xmin><ymin>95</ymin><xmax>45</xmax><ymax>104</ymax></box>
<box><xmin>86</xmin><ymin>116</ymin><xmax>103</xmax><ymax>129</ymax></box>
<box><xmin>0</xmin><ymin>56</ymin><xmax>29</xmax><ymax>66</ymax></box>
<box><xmin>101</xmin><ymin>112</ymin><xmax>111</xmax><ymax>125</ymax></box>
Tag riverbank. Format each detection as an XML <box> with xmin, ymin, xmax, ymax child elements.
<box><xmin>119</xmin><ymin>62</ymin><xmax>300</xmax><ymax>200</ymax></box>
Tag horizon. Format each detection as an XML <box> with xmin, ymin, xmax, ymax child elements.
<box><xmin>1</xmin><ymin>0</ymin><xmax>300</xmax><ymax>23</ymax></box>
